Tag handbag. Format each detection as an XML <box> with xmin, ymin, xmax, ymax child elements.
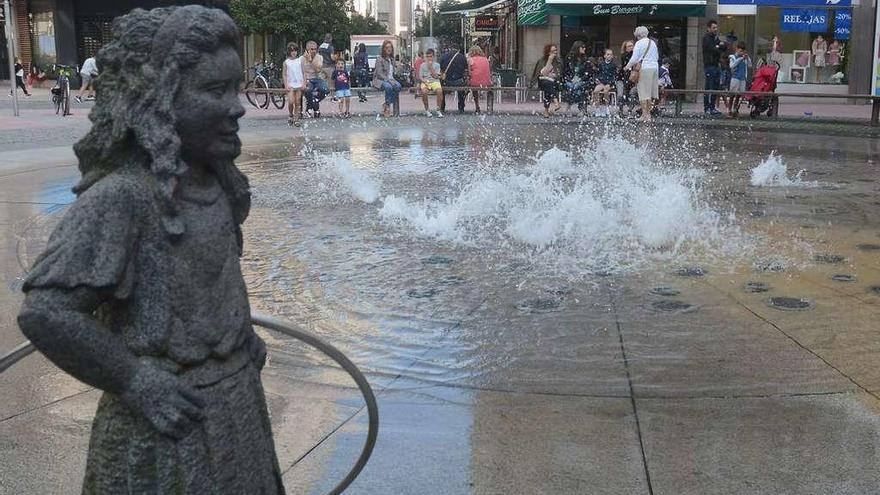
<box><xmin>628</xmin><ymin>39</ymin><xmax>655</xmax><ymax>84</ymax></box>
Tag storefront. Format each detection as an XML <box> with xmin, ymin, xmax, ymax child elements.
<box><xmin>516</xmin><ymin>0</ymin><xmax>704</xmax><ymax>88</ymax></box>
<box><xmin>718</xmin><ymin>0</ymin><xmax>854</xmax><ymax>91</ymax></box>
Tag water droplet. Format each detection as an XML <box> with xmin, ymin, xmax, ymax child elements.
<box><xmin>754</xmin><ymin>259</ymin><xmax>786</xmax><ymax>273</ymax></box>
<box><xmin>543</xmin><ymin>286</ymin><xmax>572</xmax><ymax>296</ymax></box>
<box><xmin>830</xmin><ymin>274</ymin><xmax>857</xmax><ymax>283</ymax></box>
<box><xmin>856</xmin><ymin>244</ymin><xmax>880</xmax><ymax>252</ymax></box>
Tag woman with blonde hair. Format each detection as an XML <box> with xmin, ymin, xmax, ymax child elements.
<box><xmin>468</xmin><ymin>45</ymin><xmax>492</xmax><ymax>114</ymax></box>
<box><xmin>624</xmin><ymin>26</ymin><xmax>659</xmax><ymax>122</ymax></box>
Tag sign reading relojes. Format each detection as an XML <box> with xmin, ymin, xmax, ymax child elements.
<box><xmin>518</xmin><ymin>0</ymin><xmax>547</xmax><ymax>26</ymax></box>
<box><xmin>780</xmin><ymin>9</ymin><xmax>828</xmax><ymax>32</ymax></box>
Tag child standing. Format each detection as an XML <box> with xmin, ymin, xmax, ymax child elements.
<box><xmin>283</xmin><ymin>42</ymin><xmax>305</xmax><ymax>127</ymax></box>
<box><xmin>331</xmin><ymin>59</ymin><xmax>352</xmax><ymax>118</ymax></box>
<box><xmin>658</xmin><ymin>58</ymin><xmax>673</xmax><ymax>106</ymax></box>
<box><xmin>727</xmin><ymin>41</ymin><xmax>751</xmax><ymax>117</ymax></box>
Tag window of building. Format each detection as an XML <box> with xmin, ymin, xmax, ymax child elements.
<box><xmin>31</xmin><ymin>10</ymin><xmax>56</xmax><ymax>67</ymax></box>
<box><xmin>756</xmin><ymin>7</ymin><xmax>848</xmax><ymax>85</ymax></box>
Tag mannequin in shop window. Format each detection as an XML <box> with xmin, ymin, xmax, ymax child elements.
<box><xmin>826</xmin><ymin>39</ymin><xmax>842</xmax><ymax>81</ymax></box>
<box><xmin>769</xmin><ymin>36</ymin><xmax>783</xmax><ymax>65</ymax></box>
<box><xmin>812</xmin><ymin>35</ymin><xmax>827</xmax><ymax>83</ymax></box>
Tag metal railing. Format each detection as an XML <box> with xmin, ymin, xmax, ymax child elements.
<box><xmin>0</xmin><ymin>312</ymin><xmax>378</xmax><ymax>495</ymax></box>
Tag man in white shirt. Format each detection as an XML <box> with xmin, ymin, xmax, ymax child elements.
<box><xmin>76</xmin><ymin>55</ymin><xmax>99</xmax><ymax>103</ymax></box>
<box><xmin>624</xmin><ymin>26</ymin><xmax>659</xmax><ymax>122</ymax></box>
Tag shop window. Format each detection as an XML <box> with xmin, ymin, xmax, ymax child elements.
<box><xmin>31</xmin><ymin>11</ymin><xmax>56</xmax><ymax>68</ymax></box>
<box><xmin>640</xmin><ymin>18</ymin><xmax>687</xmax><ymax>90</ymax></box>
<box><xmin>561</xmin><ymin>17</ymin><xmax>609</xmax><ymax>59</ymax></box>
<box><xmin>756</xmin><ymin>7</ymin><xmax>847</xmax><ymax>85</ymax></box>
<box><xmin>76</xmin><ymin>16</ymin><xmax>114</xmax><ymax>63</ymax></box>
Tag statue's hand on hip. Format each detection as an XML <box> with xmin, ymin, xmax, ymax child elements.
<box><xmin>250</xmin><ymin>334</ymin><xmax>268</xmax><ymax>370</ymax></box>
<box><xmin>121</xmin><ymin>358</ymin><xmax>206</xmax><ymax>440</ymax></box>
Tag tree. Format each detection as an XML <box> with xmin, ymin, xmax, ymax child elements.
<box><xmin>349</xmin><ymin>13</ymin><xmax>388</xmax><ymax>35</ymax></box>
<box><xmin>230</xmin><ymin>0</ymin><xmax>353</xmax><ymax>56</ymax></box>
<box><xmin>413</xmin><ymin>0</ymin><xmax>462</xmax><ymax>49</ymax></box>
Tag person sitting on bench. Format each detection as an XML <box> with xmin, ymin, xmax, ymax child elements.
<box><xmin>419</xmin><ymin>48</ymin><xmax>444</xmax><ymax>118</ymax></box>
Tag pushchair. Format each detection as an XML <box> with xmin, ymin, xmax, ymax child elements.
<box><xmin>746</xmin><ymin>60</ymin><xmax>779</xmax><ymax>118</ymax></box>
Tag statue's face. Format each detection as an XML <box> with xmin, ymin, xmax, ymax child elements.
<box><xmin>174</xmin><ymin>45</ymin><xmax>245</xmax><ymax>167</ymax></box>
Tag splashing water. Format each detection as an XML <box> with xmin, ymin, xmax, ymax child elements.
<box><xmin>378</xmin><ymin>137</ymin><xmax>746</xmax><ymax>273</ymax></box>
<box><xmin>316</xmin><ymin>152</ymin><xmax>380</xmax><ymax>203</ymax></box>
<box><xmin>750</xmin><ymin>153</ymin><xmax>808</xmax><ymax>187</ymax></box>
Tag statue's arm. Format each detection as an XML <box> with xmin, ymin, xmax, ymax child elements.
<box><xmin>18</xmin><ymin>287</ymin><xmax>205</xmax><ymax>439</ymax></box>
<box><xmin>18</xmin><ymin>287</ymin><xmax>136</xmax><ymax>395</ymax></box>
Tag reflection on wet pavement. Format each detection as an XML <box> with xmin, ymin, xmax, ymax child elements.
<box><xmin>2</xmin><ymin>121</ymin><xmax>880</xmax><ymax>493</ymax></box>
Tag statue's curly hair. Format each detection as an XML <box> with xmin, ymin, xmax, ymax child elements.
<box><xmin>73</xmin><ymin>5</ymin><xmax>250</xmax><ymax>241</ymax></box>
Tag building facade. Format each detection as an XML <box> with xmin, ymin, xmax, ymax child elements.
<box><xmin>3</xmin><ymin>0</ymin><xmax>227</xmax><ymax>79</ymax></box>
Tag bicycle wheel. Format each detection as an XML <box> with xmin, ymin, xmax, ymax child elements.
<box><xmin>245</xmin><ymin>80</ymin><xmax>260</xmax><ymax>108</ymax></box>
<box><xmin>255</xmin><ymin>76</ymin><xmax>270</xmax><ymax>109</ymax></box>
<box><xmin>270</xmin><ymin>79</ymin><xmax>286</xmax><ymax>109</ymax></box>
<box><xmin>62</xmin><ymin>79</ymin><xmax>71</xmax><ymax>116</ymax></box>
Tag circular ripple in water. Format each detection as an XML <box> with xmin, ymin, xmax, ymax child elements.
<box><xmin>831</xmin><ymin>274</ymin><xmax>857</xmax><ymax>283</ymax></box>
<box><xmin>515</xmin><ymin>298</ymin><xmax>564</xmax><ymax>314</ymax></box>
<box><xmin>814</xmin><ymin>254</ymin><xmax>846</xmax><ymax>264</ymax></box>
<box><xmin>768</xmin><ymin>297</ymin><xmax>813</xmax><ymax>311</ymax></box>
<box><xmin>744</xmin><ymin>282</ymin><xmax>771</xmax><ymax>293</ymax></box>
<box><xmin>675</xmin><ymin>267</ymin><xmax>707</xmax><ymax>277</ymax></box>
<box><xmin>651</xmin><ymin>300</ymin><xmax>694</xmax><ymax>313</ymax></box>
<box><xmin>650</xmin><ymin>287</ymin><xmax>681</xmax><ymax>297</ymax></box>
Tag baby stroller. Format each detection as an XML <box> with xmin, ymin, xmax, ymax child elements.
<box><xmin>746</xmin><ymin>60</ymin><xmax>779</xmax><ymax>118</ymax></box>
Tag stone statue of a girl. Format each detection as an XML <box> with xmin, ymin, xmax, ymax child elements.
<box><xmin>17</xmin><ymin>6</ymin><xmax>285</xmax><ymax>493</ymax></box>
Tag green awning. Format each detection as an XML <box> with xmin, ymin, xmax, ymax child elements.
<box><xmin>546</xmin><ymin>3</ymin><xmax>705</xmax><ymax>16</ymax></box>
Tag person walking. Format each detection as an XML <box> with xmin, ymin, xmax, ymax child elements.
<box><xmin>75</xmin><ymin>55</ymin><xmax>98</xmax><ymax>102</ymax></box>
<box><xmin>353</xmin><ymin>43</ymin><xmax>370</xmax><ymax>103</ymax></box>
<box><xmin>439</xmin><ymin>44</ymin><xmax>468</xmax><ymax>114</ymax></box>
<box><xmin>8</xmin><ymin>58</ymin><xmax>31</xmax><ymax>98</ymax></box>
<box><xmin>372</xmin><ymin>40</ymin><xmax>401</xmax><ymax>118</ymax></box>
<box><xmin>702</xmin><ymin>20</ymin><xmax>726</xmax><ymax>115</ymax></box>
<box><xmin>467</xmin><ymin>46</ymin><xmax>492</xmax><ymax>114</ymax></box>
<box><xmin>282</xmin><ymin>42</ymin><xmax>305</xmax><ymax>126</ymax></box>
<box><xmin>624</xmin><ymin>26</ymin><xmax>659</xmax><ymax>122</ymax></box>
<box><xmin>318</xmin><ymin>33</ymin><xmax>336</xmax><ymax>80</ymax></box>
<box><xmin>532</xmin><ymin>44</ymin><xmax>562</xmax><ymax>118</ymax></box>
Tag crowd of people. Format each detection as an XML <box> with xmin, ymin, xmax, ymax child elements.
<box><xmin>531</xmin><ymin>26</ymin><xmax>676</xmax><ymax>122</ymax></box>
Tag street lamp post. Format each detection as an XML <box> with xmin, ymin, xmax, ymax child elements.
<box><xmin>4</xmin><ymin>0</ymin><xmax>20</xmax><ymax>117</ymax></box>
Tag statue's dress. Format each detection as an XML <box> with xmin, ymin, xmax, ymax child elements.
<box><xmin>23</xmin><ymin>167</ymin><xmax>284</xmax><ymax>494</ymax></box>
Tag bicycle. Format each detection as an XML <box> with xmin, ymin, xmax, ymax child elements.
<box><xmin>52</xmin><ymin>64</ymin><xmax>75</xmax><ymax>116</ymax></box>
<box><xmin>245</xmin><ymin>62</ymin><xmax>285</xmax><ymax>110</ymax></box>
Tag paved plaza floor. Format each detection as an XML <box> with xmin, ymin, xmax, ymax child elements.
<box><xmin>1</xmin><ymin>93</ymin><xmax>879</xmax><ymax>494</ymax></box>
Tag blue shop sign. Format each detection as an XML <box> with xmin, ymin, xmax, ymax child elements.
<box><xmin>781</xmin><ymin>9</ymin><xmax>828</xmax><ymax>32</ymax></box>
<box><xmin>719</xmin><ymin>0</ymin><xmax>850</xmax><ymax>6</ymax></box>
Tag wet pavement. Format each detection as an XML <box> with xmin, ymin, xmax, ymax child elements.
<box><xmin>1</xmin><ymin>116</ymin><xmax>880</xmax><ymax>494</ymax></box>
